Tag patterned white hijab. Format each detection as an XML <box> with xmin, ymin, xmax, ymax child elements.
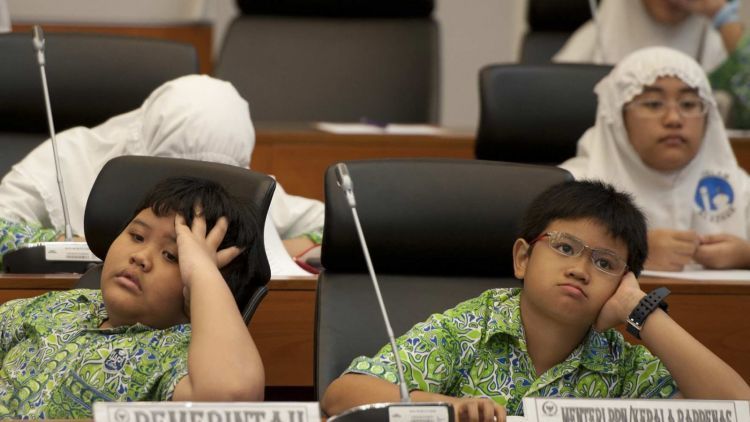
<box><xmin>560</xmin><ymin>47</ymin><xmax>750</xmax><ymax>238</ymax></box>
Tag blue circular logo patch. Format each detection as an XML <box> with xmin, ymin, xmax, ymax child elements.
<box><xmin>694</xmin><ymin>176</ymin><xmax>734</xmax><ymax>212</ymax></box>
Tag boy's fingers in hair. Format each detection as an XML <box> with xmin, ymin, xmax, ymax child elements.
<box><xmin>216</xmin><ymin>246</ymin><xmax>243</xmax><ymax>269</ymax></box>
<box><xmin>191</xmin><ymin>206</ymin><xmax>207</xmax><ymax>238</ymax></box>
<box><xmin>206</xmin><ymin>216</ymin><xmax>230</xmax><ymax>250</ymax></box>
<box><xmin>174</xmin><ymin>213</ymin><xmax>190</xmax><ymax>232</ymax></box>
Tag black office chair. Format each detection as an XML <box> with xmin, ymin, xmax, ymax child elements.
<box><xmin>315</xmin><ymin>158</ymin><xmax>571</xmax><ymax>399</ymax></box>
<box><xmin>520</xmin><ymin>0</ymin><xmax>595</xmax><ymax>64</ymax></box>
<box><xmin>475</xmin><ymin>63</ymin><xmax>611</xmax><ymax>165</ymax></box>
<box><xmin>214</xmin><ymin>11</ymin><xmax>439</xmax><ymax>123</ymax></box>
<box><xmin>0</xmin><ymin>32</ymin><xmax>198</xmax><ymax>177</ymax></box>
<box><xmin>75</xmin><ymin>156</ymin><xmax>276</xmax><ymax>324</ymax></box>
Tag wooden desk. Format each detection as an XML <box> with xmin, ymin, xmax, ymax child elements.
<box><xmin>0</xmin><ymin>274</ymin><xmax>748</xmax><ymax>392</ymax></box>
<box><xmin>253</xmin><ymin>125</ymin><xmax>475</xmax><ymax>201</ymax></box>
<box><xmin>253</xmin><ymin>127</ymin><xmax>750</xmax><ymax>202</ymax></box>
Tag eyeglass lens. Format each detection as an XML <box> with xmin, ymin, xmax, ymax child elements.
<box><xmin>629</xmin><ymin>98</ymin><xmax>706</xmax><ymax>118</ymax></box>
<box><xmin>547</xmin><ymin>232</ymin><xmax>626</xmax><ymax>276</ymax></box>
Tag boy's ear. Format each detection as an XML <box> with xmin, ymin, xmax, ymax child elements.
<box><xmin>512</xmin><ymin>238</ymin><xmax>531</xmax><ymax>280</ymax></box>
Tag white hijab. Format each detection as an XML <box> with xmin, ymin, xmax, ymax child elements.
<box><xmin>554</xmin><ymin>0</ymin><xmax>727</xmax><ymax>72</ymax></box>
<box><xmin>560</xmin><ymin>47</ymin><xmax>750</xmax><ymax>238</ymax></box>
<box><xmin>0</xmin><ymin>74</ymin><xmax>254</xmax><ymax>235</ymax></box>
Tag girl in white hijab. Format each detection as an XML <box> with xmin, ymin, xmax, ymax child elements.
<box><xmin>0</xmin><ymin>74</ymin><xmax>324</xmax><ymax>254</ymax></box>
<box><xmin>554</xmin><ymin>0</ymin><xmax>736</xmax><ymax>71</ymax></box>
<box><xmin>560</xmin><ymin>46</ymin><xmax>750</xmax><ymax>271</ymax></box>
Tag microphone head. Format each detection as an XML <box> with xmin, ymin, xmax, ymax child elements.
<box><xmin>334</xmin><ymin>163</ymin><xmax>356</xmax><ymax>208</ymax></box>
<box><xmin>335</xmin><ymin>163</ymin><xmax>353</xmax><ymax>191</ymax></box>
<box><xmin>32</xmin><ymin>25</ymin><xmax>45</xmax><ymax>52</ymax></box>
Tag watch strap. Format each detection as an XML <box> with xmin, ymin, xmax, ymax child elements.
<box><xmin>626</xmin><ymin>287</ymin><xmax>670</xmax><ymax>339</ymax></box>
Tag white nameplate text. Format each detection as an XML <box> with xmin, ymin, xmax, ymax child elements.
<box><xmin>522</xmin><ymin>398</ymin><xmax>749</xmax><ymax>422</ymax></box>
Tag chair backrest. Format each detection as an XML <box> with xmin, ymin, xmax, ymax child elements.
<box><xmin>214</xmin><ymin>15</ymin><xmax>439</xmax><ymax>123</ymax></box>
<box><xmin>475</xmin><ymin>63</ymin><xmax>611</xmax><ymax>165</ymax></box>
<box><xmin>0</xmin><ymin>32</ymin><xmax>199</xmax><ymax>177</ymax></box>
<box><xmin>77</xmin><ymin>156</ymin><xmax>276</xmax><ymax>323</ymax></box>
<box><xmin>315</xmin><ymin>158</ymin><xmax>571</xmax><ymax>399</ymax></box>
<box><xmin>520</xmin><ymin>0</ymin><xmax>594</xmax><ymax>64</ymax></box>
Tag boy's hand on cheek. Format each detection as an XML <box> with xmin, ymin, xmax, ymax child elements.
<box><xmin>644</xmin><ymin>229</ymin><xmax>699</xmax><ymax>271</ymax></box>
<box><xmin>593</xmin><ymin>272</ymin><xmax>646</xmax><ymax>332</ymax></box>
<box><xmin>694</xmin><ymin>234</ymin><xmax>750</xmax><ymax>269</ymax></box>
<box><xmin>174</xmin><ymin>212</ymin><xmax>242</xmax><ymax>287</ymax></box>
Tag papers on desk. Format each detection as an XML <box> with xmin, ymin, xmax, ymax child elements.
<box><xmin>726</xmin><ymin>128</ymin><xmax>750</xmax><ymax>139</ymax></box>
<box><xmin>641</xmin><ymin>269</ymin><xmax>750</xmax><ymax>281</ymax></box>
<box><xmin>316</xmin><ymin>122</ymin><xmax>448</xmax><ymax>136</ymax></box>
<box><xmin>264</xmin><ymin>218</ymin><xmax>314</xmax><ymax>277</ymax></box>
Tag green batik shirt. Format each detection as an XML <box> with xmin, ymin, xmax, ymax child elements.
<box><xmin>710</xmin><ymin>33</ymin><xmax>750</xmax><ymax>129</ymax></box>
<box><xmin>347</xmin><ymin>288</ymin><xmax>677</xmax><ymax>416</ymax></box>
<box><xmin>0</xmin><ymin>217</ymin><xmax>59</xmax><ymax>269</ymax></box>
<box><xmin>0</xmin><ymin>289</ymin><xmax>191</xmax><ymax>419</ymax></box>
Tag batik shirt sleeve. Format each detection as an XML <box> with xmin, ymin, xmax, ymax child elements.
<box><xmin>0</xmin><ymin>217</ymin><xmax>59</xmax><ymax>268</ymax></box>
<box><xmin>346</xmin><ymin>293</ymin><xmax>492</xmax><ymax>394</ymax></box>
<box><xmin>618</xmin><ymin>342</ymin><xmax>678</xmax><ymax>398</ymax></box>
<box><xmin>153</xmin><ymin>327</ymin><xmax>191</xmax><ymax>401</ymax></box>
<box><xmin>710</xmin><ymin>33</ymin><xmax>750</xmax><ymax>128</ymax></box>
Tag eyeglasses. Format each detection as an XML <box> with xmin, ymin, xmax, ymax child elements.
<box><xmin>529</xmin><ymin>231</ymin><xmax>628</xmax><ymax>277</ymax></box>
<box><xmin>625</xmin><ymin>97</ymin><xmax>709</xmax><ymax>119</ymax></box>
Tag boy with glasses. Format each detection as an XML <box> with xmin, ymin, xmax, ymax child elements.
<box><xmin>561</xmin><ymin>46</ymin><xmax>750</xmax><ymax>271</ymax></box>
<box><xmin>322</xmin><ymin>180</ymin><xmax>750</xmax><ymax>422</ymax></box>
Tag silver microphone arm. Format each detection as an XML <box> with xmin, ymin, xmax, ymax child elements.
<box><xmin>33</xmin><ymin>25</ymin><xmax>73</xmax><ymax>241</ymax></box>
<box><xmin>335</xmin><ymin>163</ymin><xmax>411</xmax><ymax>403</ymax></box>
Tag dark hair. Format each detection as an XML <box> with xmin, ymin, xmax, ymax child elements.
<box><xmin>518</xmin><ymin>180</ymin><xmax>648</xmax><ymax>276</ymax></box>
<box><xmin>131</xmin><ymin>176</ymin><xmax>270</xmax><ymax>309</ymax></box>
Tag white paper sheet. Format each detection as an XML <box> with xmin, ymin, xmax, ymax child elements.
<box><xmin>641</xmin><ymin>269</ymin><xmax>750</xmax><ymax>281</ymax></box>
<box><xmin>316</xmin><ymin>122</ymin><xmax>447</xmax><ymax>136</ymax></box>
<box><xmin>263</xmin><ymin>218</ymin><xmax>314</xmax><ymax>277</ymax></box>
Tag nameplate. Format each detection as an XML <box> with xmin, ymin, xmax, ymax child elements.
<box><xmin>522</xmin><ymin>398</ymin><xmax>749</xmax><ymax>422</ymax></box>
<box><xmin>44</xmin><ymin>241</ymin><xmax>101</xmax><ymax>262</ymax></box>
<box><xmin>93</xmin><ymin>401</ymin><xmax>320</xmax><ymax>422</ymax></box>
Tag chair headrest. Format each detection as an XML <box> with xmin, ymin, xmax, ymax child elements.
<box><xmin>476</xmin><ymin>63</ymin><xmax>612</xmax><ymax>164</ymax></box>
<box><xmin>321</xmin><ymin>158</ymin><xmax>571</xmax><ymax>277</ymax></box>
<box><xmin>84</xmin><ymin>156</ymin><xmax>276</xmax><ymax>261</ymax></box>
<box><xmin>0</xmin><ymin>32</ymin><xmax>197</xmax><ymax>133</ymax></box>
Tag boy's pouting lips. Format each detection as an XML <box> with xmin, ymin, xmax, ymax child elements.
<box><xmin>100</xmin><ymin>208</ymin><xmax>189</xmax><ymax>330</ymax></box>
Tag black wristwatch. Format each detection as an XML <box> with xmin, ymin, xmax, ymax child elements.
<box><xmin>626</xmin><ymin>287</ymin><xmax>670</xmax><ymax>339</ymax></box>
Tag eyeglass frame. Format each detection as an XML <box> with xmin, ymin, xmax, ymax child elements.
<box><xmin>624</xmin><ymin>97</ymin><xmax>710</xmax><ymax>119</ymax></box>
<box><xmin>528</xmin><ymin>231</ymin><xmax>629</xmax><ymax>277</ymax></box>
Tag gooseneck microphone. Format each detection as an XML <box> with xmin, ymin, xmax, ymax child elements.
<box><xmin>335</xmin><ymin>163</ymin><xmax>411</xmax><ymax>403</ymax></box>
<box><xmin>2</xmin><ymin>26</ymin><xmax>100</xmax><ymax>273</ymax></box>
<box><xmin>33</xmin><ymin>25</ymin><xmax>73</xmax><ymax>241</ymax></box>
<box><xmin>329</xmin><ymin>163</ymin><xmax>453</xmax><ymax>422</ymax></box>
